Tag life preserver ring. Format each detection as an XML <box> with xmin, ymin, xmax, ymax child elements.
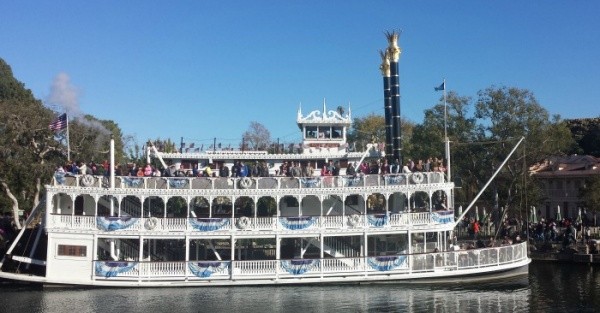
<box><xmin>239</xmin><ymin>177</ymin><xmax>252</xmax><ymax>189</ymax></box>
<box><xmin>80</xmin><ymin>174</ymin><xmax>94</xmax><ymax>187</ymax></box>
<box><xmin>411</xmin><ymin>172</ymin><xmax>424</xmax><ymax>184</ymax></box>
<box><xmin>348</xmin><ymin>214</ymin><xmax>361</xmax><ymax>226</ymax></box>
<box><xmin>237</xmin><ymin>216</ymin><xmax>251</xmax><ymax>229</ymax></box>
<box><xmin>145</xmin><ymin>217</ymin><xmax>159</xmax><ymax>230</ymax></box>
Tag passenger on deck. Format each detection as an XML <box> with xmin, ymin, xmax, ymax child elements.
<box><xmin>175</xmin><ymin>165</ymin><xmax>186</xmax><ymax>177</ymax></box>
<box><xmin>346</xmin><ymin>162</ymin><xmax>356</xmax><ymax>177</ymax></box>
<box><xmin>136</xmin><ymin>166</ymin><xmax>144</xmax><ymax>177</ymax></box>
<box><xmin>380</xmin><ymin>159</ymin><xmax>390</xmax><ymax>175</ymax></box>
<box><xmin>144</xmin><ymin>164</ymin><xmax>153</xmax><ymax>176</ymax></box>
<box><xmin>219</xmin><ymin>163</ymin><xmax>230</xmax><ymax>177</ymax></box>
<box><xmin>402</xmin><ymin>162</ymin><xmax>412</xmax><ymax>173</ymax></box>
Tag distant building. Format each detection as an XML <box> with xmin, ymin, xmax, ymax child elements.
<box><xmin>529</xmin><ymin>155</ymin><xmax>600</xmax><ymax>222</ymax></box>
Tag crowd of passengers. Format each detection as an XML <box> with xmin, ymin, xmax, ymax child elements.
<box><xmin>55</xmin><ymin>156</ymin><xmax>447</xmax><ymax>179</ymax></box>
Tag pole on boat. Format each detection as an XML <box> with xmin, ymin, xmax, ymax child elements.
<box><xmin>66</xmin><ymin>112</ymin><xmax>71</xmax><ymax>162</ymax></box>
<box><xmin>452</xmin><ymin>136</ymin><xmax>525</xmax><ymax>229</ymax></box>
<box><xmin>435</xmin><ymin>79</ymin><xmax>450</xmax><ymax>182</ymax></box>
<box><xmin>110</xmin><ymin>136</ymin><xmax>115</xmax><ymax>190</ymax></box>
<box><xmin>443</xmin><ymin>79</ymin><xmax>451</xmax><ymax>183</ymax></box>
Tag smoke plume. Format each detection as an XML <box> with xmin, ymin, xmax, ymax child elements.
<box><xmin>47</xmin><ymin>72</ymin><xmax>110</xmax><ymax>135</ymax></box>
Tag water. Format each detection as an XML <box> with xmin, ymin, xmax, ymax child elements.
<box><xmin>1</xmin><ymin>262</ymin><xmax>598</xmax><ymax>313</ymax></box>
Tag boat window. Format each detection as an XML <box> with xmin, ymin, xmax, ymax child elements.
<box><xmin>57</xmin><ymin>244</ymin><xmax>87</xmax><ymax>257</ymax></box>
<box><xmin>332</xmin><ymin>126</ymin><xmax>343</xmax><ymax>139</ymax></box>
<box><xmin>305</xmin><ymin>126</ymin><xmax>318</xmax><ymax>139</ymax></box>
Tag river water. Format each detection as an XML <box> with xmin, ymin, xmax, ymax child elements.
<box><xmin>1</xmin><ymin>262</ymin><xmax>598</xmax><ymax>313</ymax></box>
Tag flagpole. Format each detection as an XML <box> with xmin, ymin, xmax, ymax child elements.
<box><xmin>66</xmin><ymin>113</ymin><xmax>71</xmax><ymax>161</ymax></box>
<box><xmin>443</xmin><ymin>78</ymin><xmax>447</xmax><ymax>141</ymax></box>
<box><xmin>443</xmin><ymin>79</ymin><xmax>451</xmax><ymax>183</ymax></box>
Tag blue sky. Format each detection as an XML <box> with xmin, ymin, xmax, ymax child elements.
<box><xmin>2</xmin><ymin>1</ymin><xmax>599</xmax><ymax>149</ymax></box>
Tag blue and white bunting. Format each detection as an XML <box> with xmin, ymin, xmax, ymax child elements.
<box><xmin>96</xmin><ymin>216</ymin><xmax>139</xmax><ymax>231</ymax></box>
<box><xmin>189</xmin><ymin>218</ymin><xmax>230</xmax><ymax>231</ymax></box>
<box><xmin>279</xmin><ymin>216</ymin><xmax>316</xmax><ymax>230</ymax></box>
<box><xmin>95</xmin><ymin>261</ymin><xmax>138</xmax><ymax>278</ymax></box>
<box><xmin>188</xmin><ymin>261</ymin><xmax>230</xmax><ymax>278</ymax></box>
<box><xmin>367</xmin><ymin>255</ymin><xmax>407</xmax><ymax>271</ymax></box>
<box><xmin>280</xmin><ymin>259</ymin><xmax>320</xmax><ymax>275</ymax></box>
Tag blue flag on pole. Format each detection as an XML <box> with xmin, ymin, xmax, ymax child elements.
<box><xmin>434</xmin><ymin>82</ymin><xmax>445</xmax><ymax>91</ymax></box>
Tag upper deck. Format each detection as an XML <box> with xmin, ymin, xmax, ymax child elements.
<box><xmin>50</xmin><ymin>172</ymin><xmax>448</xmax><ymax>194</ymax></box>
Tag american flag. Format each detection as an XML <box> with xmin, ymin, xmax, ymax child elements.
<box><xmin>49</xmin><ymin>113</ymin><xmax>67</xmax><ymax>132</ymax></box>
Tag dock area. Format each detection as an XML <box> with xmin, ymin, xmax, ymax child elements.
<box><xmin>530</xmin><ymin>242</ymin><xmax>600</xmax><ymax>264</ymax></box>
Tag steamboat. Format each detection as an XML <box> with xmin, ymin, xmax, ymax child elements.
<box><xmin>0</xmin><ymin>32</ymin><xmax>529</xmax><ymax>287</ymax></box>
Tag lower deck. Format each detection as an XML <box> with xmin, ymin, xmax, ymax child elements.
<box><xmin>2</xmin><ymin>229</ymin><xmax>529</xmax><ymax>287</ymax></box>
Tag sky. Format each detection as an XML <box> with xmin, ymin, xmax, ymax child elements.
<box><xmin>1</xmin><ymin>1</ymin><xmax>599</xmax><ymax>149</ymax></box>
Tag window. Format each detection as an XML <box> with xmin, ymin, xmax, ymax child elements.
<box><xmin>57</xmin><ymin>244</ymin><xmax>87</xmax><ymax>257</ymax></box>
<box><xmin>332</xmin><ymin>126</ymin><xmax>343</xmax><ymax>139</ymax></box>
<box><xmin>305</xmin><ymin>126</ymin><xmax>317</xmax><ymax>139</ymax></box>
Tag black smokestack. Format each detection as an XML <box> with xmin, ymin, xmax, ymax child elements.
<box><xmin>386</xmin><ymin>31</ymin><xmax>402</xmax><ymax>163</ymax></box>
<box><xmin>379</xmin><ymin>50</ymin><xmax>393</xmax><ymax>159</ymax></box>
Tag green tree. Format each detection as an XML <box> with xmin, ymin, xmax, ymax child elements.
<box><xmin>411</xmin><ymin>91</ymin><xmax>477</xmax><ymax>160</ymax></box>
<box><xmin>472</xmin><ymin>86</ymin><xmax>574</xmax><ymax>216</ymax></box>
<box><xmin>347</xmin><ymin>113</ymin><xmax>414</xmax><ymax>157</ymax></box>
<box><xmin>579</xmin><ymin>176</ymin><xmax>600</xmax><ymax>214</ymax></box>
<box><xmin>0</xmin><ymin>59</ymin><xmax>61</xmax><ymax>227</ymax></box>
<box><xmin>565</xmin><ymin>117</ymin><xmax>600</xmax><ymax>157</ymax></box>
<box><xmin>0</xmin><ymin>58</ymin><xmax>129</xmax><ymax>227</ymax></box>
<box><xmin>68</xmin><ymin>115</ymin><xmax>126</xmax><ymax>165</ymax></box>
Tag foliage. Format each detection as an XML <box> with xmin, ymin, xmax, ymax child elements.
<box><xmin>257</xmin><ymin>197</ymin><xmax>276</xmax><ymax>216</ymax></box>
<box><xmin>472</xmin><ymin>87</ymin><xmax>574</xmax><ymax>214</ymax></box>
<box><xmin>565</xmin><ymin>117</ymin><xmax>600</xmax><ymax>157</ymax></box>
<box><xmin>0</xmin><ymin>59</ymin><xmax>61</xmax><ymax>220</ymax></box>
<box><xmin>68</xmin><ymin>114</ymin><xmax>126</xmax><ymax>166</ymax></box>
<box><xmin>347</xmin><ymin>113</ymin><xmax>414</xmax><ymax>157</ymax></box>
<box><xmin>579</xmin><ymin>176</ymin><xmax>600</xmax><ymax>214</ymax></box>
<box><xmin>0</xmin><ymin>59</ymin><xmax>37</xmax><ymax>102</ymax></box>
<box><xmin>411</xmin><ymin>91</ymin><xmax>476</xmax><ymax>161</ymax></box>
<box><xmin>0</xmin><ymin>58</ymin><xmax>128</xmax><ymax>222</ymax></box>
<box><xmin>242</xmin><ymin>121</ymin><xmax>271</xmax><ymax>150</ymax></box>
<box><xmin>410</xmin><ymin>86</ymin><xmax>574</xmax><ymax>218</ymax></box>
<box><xmin>347</xmin><ymin>113</ymin><xmax>384</xmax><ymax>151</ymax></box>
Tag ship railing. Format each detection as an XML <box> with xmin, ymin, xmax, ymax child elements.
<box><xmin>51</xmin><ymin>172</ymin><xmax>447</xmax><ymax>190</ymax></box>
<box><xmin>91</xmin><ymin>242</ymin><xmax>528</xmax><ymax>281</ymax></box>
<box><xmin>47</xmin><ymin>211</ymin><xmax>456</xmax><ymax>232</ymax></box>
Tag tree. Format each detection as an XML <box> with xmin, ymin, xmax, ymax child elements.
<box><xmin>347</xmin><ymin>113</ymin><xmax>414</xmax><ymax>156</ymax></box>
<box><xmin>579</xmin><ymin>176</ymin><xmax>600</xmax><ymax>214</ymax></box>
<box><xmin>242</xmin><ymin>121</ymin><xmax>271</xmax><ymax>150</ymax></box>
<box><xmin>565</xmin><ymin>117</ymin><xmax>600</xmax><ymax>157</ymax></box>
<box><xmin>0</xmin><ymin>58</ymin><xmax>129</xmax><ymax>228</ymax></box>
<box><xmin>0</xmin><ymin>59</ymin><xmax>61</xmax><ymax>227</ymax></box>
<box><xmin>411</xmin><ymin>86</ymin><xmax>573</xmax><ymax>217</ymax></box>
<box><xmin>472</xmin><ymin>86</ymin><xmax>574</xmax><ymax>215</ymax></box>
<box><xmin>411</xmin><ymin>91</ymin><xmax>476</xmax><ymax>161</ymax></box>
<box><xmin>68</xmin><ymin>114</ymin><xmax>126</xmax><ymax>165</ymax></box>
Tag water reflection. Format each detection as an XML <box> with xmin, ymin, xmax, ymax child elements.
<box><xmin>1</xmin><ymin>263</ymin><xmax>599</xmax><ymax>313</ymax></box>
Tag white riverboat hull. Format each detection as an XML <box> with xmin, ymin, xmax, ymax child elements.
<box><xmin>0</xmin><ymin>243</ymin><xmax>530</xmax><ymax>288</ymax></box>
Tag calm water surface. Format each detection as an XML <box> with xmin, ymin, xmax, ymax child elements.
<box><xmin>1</xmin><ymin>262</ymin><xmax>598</xmax><ymax>313</ymax></box>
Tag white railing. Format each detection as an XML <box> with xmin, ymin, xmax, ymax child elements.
<box><xmin>322</xmin><ymin>215</ymin><xmax>344</xmax><ymax>229</ymax></box>
<box><xmin>47</xmin><ymin>211</ymin><xmax>455</xmax><ymax>233</ymax></box>
<box><xmin>92</xmin><ymin>242</ymin><xmax>528</xmax><ymax>282</ymax></box>
<box><xmin>52</xmin><ymin>172</ymin><xmax>447</xmax><ymax>191</ymax></box>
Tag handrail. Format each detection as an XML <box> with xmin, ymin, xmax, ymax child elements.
<box><xmin>51</xmin><ymin>172</ymin><xmax>449</xmax><ymax>190</ymax></box>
